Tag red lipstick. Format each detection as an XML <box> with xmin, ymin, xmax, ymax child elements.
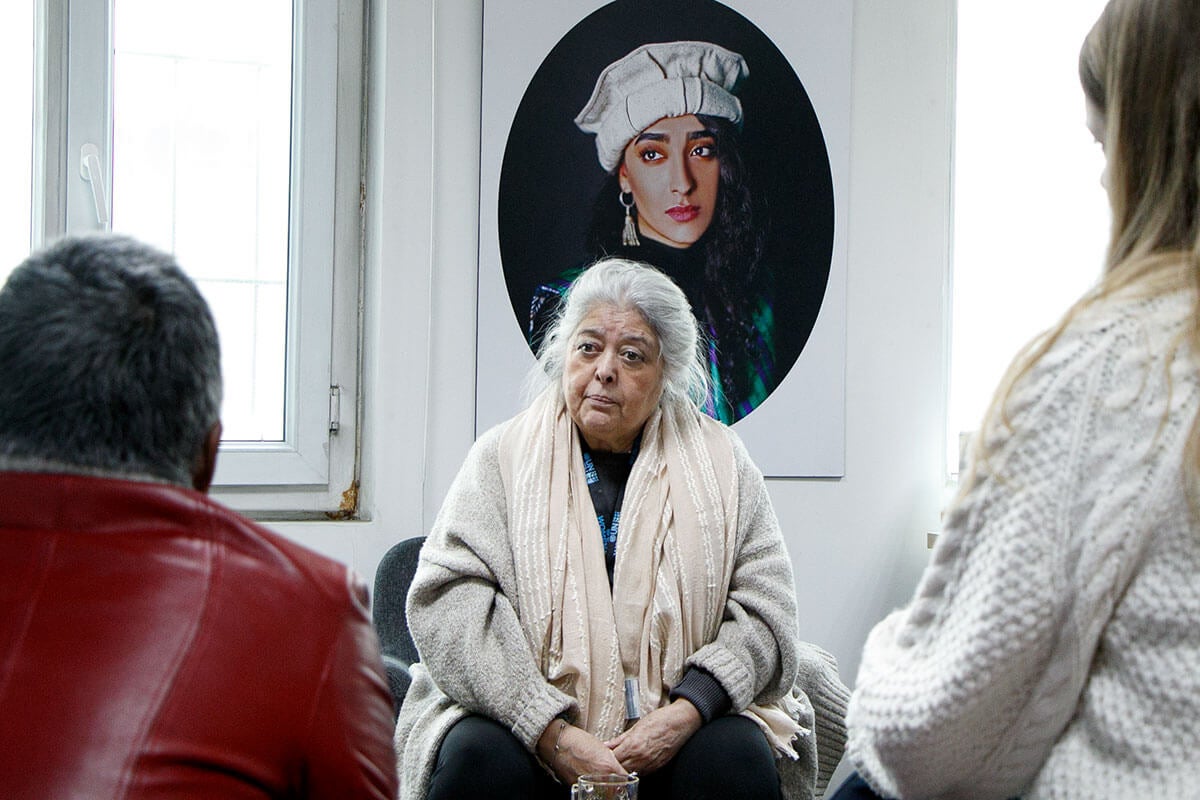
<box><xmin>666</xmin><ymin>205</ymin><xmax>700</xmax><ymax>223</ymax></box>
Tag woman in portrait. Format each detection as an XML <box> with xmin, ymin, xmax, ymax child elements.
<box><xmin>397</xmin><ymin>259</ymin><xmax>849</xmax><ymax>799</ymax></box>
<box><xmin>836</xmin><ymin>0</ymin><xmax>1200</xmax><ymax>797</ymax></box>
<box><xmin>529</xmin><ymin>41</ymin><xmax>775</xmax><ymax>425</ymax></box>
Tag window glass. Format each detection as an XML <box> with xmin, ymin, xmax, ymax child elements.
<box><xmin>0</xmin><ymin>3</ymin><xmax>34</xmax><ymax>277</ymax></box>
<box><xmin>949</xmin><ymin>2</ymin><xmax>1110</xmax><ymax>475</ymax></box>
<box><xmin>6</xmin><ymin>0</ymin><xmax>357</xmax><ymax>511</ymax></box>
<box><xmin>112</xmin><ymin>0</ymin><xmax>293</xmax><ymax>441</ymax></box>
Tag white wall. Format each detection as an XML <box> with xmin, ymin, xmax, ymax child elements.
<box><xmin>273</xmin><ymin>0</ymin><xmax>954</xmax><ymax>724</ymax></box>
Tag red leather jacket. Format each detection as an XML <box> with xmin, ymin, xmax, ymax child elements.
<box><xmin>0</xmin><ymin>471</ymin><xmax>398</xmax><ymax>799</ymax></box>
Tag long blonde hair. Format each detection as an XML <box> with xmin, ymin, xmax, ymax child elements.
<box><xmin>966</xmin><ymin>0</ymin><xmax>1200</xmax><ymax>492</ymax></box>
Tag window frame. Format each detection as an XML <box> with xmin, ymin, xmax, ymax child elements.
<box><xmin>33</xmin><ymin>0</ymin><xmax>364</xmax><ymax>518</ymax></box>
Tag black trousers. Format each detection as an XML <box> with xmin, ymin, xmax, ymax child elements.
<box><xmin>426</xmin><ymin>713</ymin><xmax>782</xmax><ymax>800</ymax></box>
<box><xmin>828</xmin><ymin>770</ymin><xmax>1021</xmax><ymax>800</ymax></box>
<box><xmin>827</xmin><ymin>771</ymin><xmax>889</xmax><ymax>800</ymax></box>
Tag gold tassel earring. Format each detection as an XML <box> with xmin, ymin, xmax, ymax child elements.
<box><xmin>619</xmin><ymin>191</ymin><xmax>640</xmax><ymax>247</ymax></box>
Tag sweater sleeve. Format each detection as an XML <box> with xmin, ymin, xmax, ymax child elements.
<box><xmin>846</xmin><ymin>300</ymin><xmax>1188</xmax><ymax>799</ymax></box>
<box><xmin>406</xmin><ymin>428</ymin><xmax>575</xmax><ymax>750</ymax></box>
<box><xmin>683</xmin><ymin>430</ymin><xmax>801</xmax><ymax>710</ymax></box>
<box><xmin>669</xmin><ymin>667</ymin><xmax>732</xmax><ymax>723</ymax></box>
<box><xmin>684</xmin><ymin>430</ymin><xmax>850</xmax><ymax>791</ymax></box>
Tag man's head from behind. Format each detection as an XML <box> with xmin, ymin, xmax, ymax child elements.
<box><xmin>0</xmin><ymin>235</ymin><xmax>222</xmax><ymax>491</ymax></box>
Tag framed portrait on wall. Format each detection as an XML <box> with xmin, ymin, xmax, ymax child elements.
<box><xmin>476</xmin><ymin>0</ymin><xmax>850</xmax><ymax>477</ymax></box>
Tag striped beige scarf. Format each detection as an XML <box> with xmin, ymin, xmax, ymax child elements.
<box><xmin>498</xmin><ymin>387</ymin><xmax>802</xmax><ymax>753</ymax></box>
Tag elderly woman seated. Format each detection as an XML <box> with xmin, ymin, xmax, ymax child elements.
<box><xmin>394</xmin><ymin>258</ymin><xmax>849</xmax><ymax>799</ymax></box>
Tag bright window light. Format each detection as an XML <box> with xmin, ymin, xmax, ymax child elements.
<box><xmin>949</xmin><ymin>1</ymin><xmax>1111</xmax><ymax>475</ymax></box>
<box><xmin>112</xmin><ymin>0</ymin><xmax>293</xmax><ymax>442</ymax></box>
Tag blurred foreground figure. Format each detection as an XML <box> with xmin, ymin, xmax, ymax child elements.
<box><xmin>842</xmin><ymin>1</ymin><xmax>1200</xmax><ymax>798</ymax></box>
<box><xmin>0</xmin><ymin>235</ymin><xmax>397</xmax><ymax>799</ymax></box>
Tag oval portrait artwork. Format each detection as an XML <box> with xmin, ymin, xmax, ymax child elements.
<box><xmin>498</xmin><ymin>0</ymin><xmax>834</xmax><ymax>424</ymax></box>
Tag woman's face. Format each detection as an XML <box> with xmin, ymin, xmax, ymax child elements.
<box><xmin>619</xmin><ymin>114</ymin><xmax>720</xmax><ymax>249</ymax></box>
<box><xmin>563</xmin><ymin>304</ymin><xmax>665</xmax><ymax>453</ymax></box>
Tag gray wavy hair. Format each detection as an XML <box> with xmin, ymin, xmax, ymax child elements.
<box><xmin>527</xmin><ymin>258</ymin><xmax>711</xmax><ymax>409</ymax></box>
<box><xmin>0</xmin><ymin>235</ymin><xmax>222</xmax><ymax>487</ymax></box>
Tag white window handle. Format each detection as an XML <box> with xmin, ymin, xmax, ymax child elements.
<box><xmin>80</xmin><ymin>143</ymin><xmax>110</xmax><ymax>227</ymax></box>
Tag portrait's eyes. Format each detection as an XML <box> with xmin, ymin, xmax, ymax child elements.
<box><xmin>576</xmin><ymin>341</ymin><xmax>599</xmax><ymax>354</ymax></box>
<box><xmin>620</xmin><ymin>348</ymin><xmax>645</xmax><ymax>363</ymax></box>
<box><xmin>690</xmin><ymin>141</ymin><xmax>717</xmax><ymax>159</ymax></box>
<box><xmin>636</xmin><ymin>145</ymin><xmax>666</xmax><ymax>163</ymax></box>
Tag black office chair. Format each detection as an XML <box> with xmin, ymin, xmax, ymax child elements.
<box><xmin>372</xmin><ymin>536</ymin><xmax>425</xmax><ymax>720</ymax></box>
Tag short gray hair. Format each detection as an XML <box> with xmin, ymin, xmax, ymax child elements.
<box><xmin>0</xmin><ymin>235</ymin><xmax>222</xmax><ymax>486</ymax></box>
<box><xmin>527</xmin><ymin>258</ymin><xmax>710</xmax><ymax>409</ymax></box>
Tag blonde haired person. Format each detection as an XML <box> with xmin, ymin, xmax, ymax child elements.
<box><xmin>837</xmin><ymin>0</ymin><xmax>1200</xmax><ymax>798</ymax></box>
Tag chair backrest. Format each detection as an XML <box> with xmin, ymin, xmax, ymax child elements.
<box><xmin>372</xmin><ymin>536</ymin><xmax>424</xmax><ymax>668</ymax></box>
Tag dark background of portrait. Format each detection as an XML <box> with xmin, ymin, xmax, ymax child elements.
<box><xmin>496</xmin><ymin>0</ymin><xmax>835</xmax><ymax>384</ymax></box>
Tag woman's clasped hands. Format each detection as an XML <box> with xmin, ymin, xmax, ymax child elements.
<box><xmin>538</xmin><ymin>699</ymin><xmax>703</xmax><ymax>784</ymax></box>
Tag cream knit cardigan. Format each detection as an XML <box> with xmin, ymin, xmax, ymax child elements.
<box><xmin>847</xmin><ymin>284</ymin><xmax>1200</xmax><ymax>799</ymax></box>
<box><xmin>394</xmin><ymin>399</ymin><xmax>850</xmax><ymax>799</ymax></box>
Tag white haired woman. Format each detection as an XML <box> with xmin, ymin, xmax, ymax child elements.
<box><xmin>394</xmin><ymin>258</ymin><xmax>849</xmax><ymax>799</ymax></box>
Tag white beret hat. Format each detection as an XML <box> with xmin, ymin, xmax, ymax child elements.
<box><xmin>575</xmin><ymin>41</ymin><xmax>749</xmax><ymax>172</ymax></box>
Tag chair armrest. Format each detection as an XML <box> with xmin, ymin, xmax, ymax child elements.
<box><xmin>381</xmin><ymin>653</ymin><xmax>413</xmax><ymax>722</ymax></box>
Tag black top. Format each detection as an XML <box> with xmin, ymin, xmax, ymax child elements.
<box><xmin>586</xmin><ymin>448</ymin><xmax>633</xmax><ymax>584</ymax></box>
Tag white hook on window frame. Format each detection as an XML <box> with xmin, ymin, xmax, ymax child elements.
<box><xmin>80</xmin><ymin>143</ymin><xmax>110</xmax><ymax>227</ymax></box>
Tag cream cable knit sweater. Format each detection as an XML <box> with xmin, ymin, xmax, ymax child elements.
<box><xmin>394</xmin><ymin>413</ymin><xmax>850</xmax><ymax>799</ymax></box>
<box><xmin>847</xmin><ymin>285</ymin><xmax>1200</xmax><ymax>799</ymax></box>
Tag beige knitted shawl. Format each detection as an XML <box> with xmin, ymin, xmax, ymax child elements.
<box><xmin>498</xmin><ymin>388</ymin><xmax>802</xmax><ymax>752</ymax></box>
